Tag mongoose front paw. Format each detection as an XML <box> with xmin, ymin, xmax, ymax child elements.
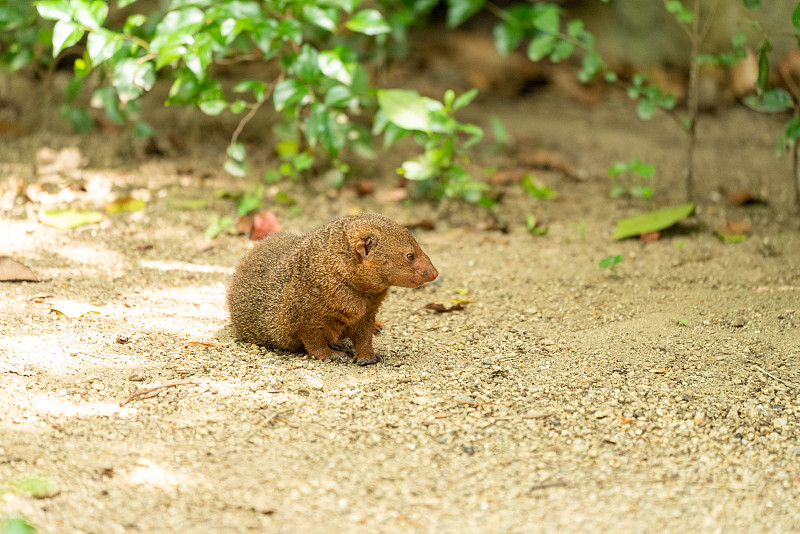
<box><xmin>354</xmin><ymin>354</ymin><xmax>384</xmax><ymax>366</ymax></box>
<box><xmin>323</xmin><ymin>351</ymin><xmax>350</xmax><ymax>363</ymax></box>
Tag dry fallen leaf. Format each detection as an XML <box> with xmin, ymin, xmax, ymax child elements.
<box><xmin>105</xmin><ymin>197</ymin><xmax>146</xmax><ymax>214</ymax></box>
<box><xmin>730</xmin><ymin>190</ymin><xmax>765</xmax><ymax>206</ymax></box>
<box><xmin>251</xmin><ymin>210</ymin><xmax>281</xmax><ymax>241</ymax></box>
<box><xmin>639</xmin><ymin>231</ymin><xmax>661</xmax><ymax>244</ymax></box>
<box><xmin>50</xmin><ymin>301</ymin><xmax>101</xmax><ymax>318</ymax></box>
<box><xmin>354</xmin><ymin>180</ymin><xmax>376</xmax><ymax>196</ymax></box>
<box><xmin>516</xmin><ymin>148</ymin><xmax>577</xmax><ymax>179</ymax></box>
<box><xmin>0</xmin><ymin>256</ymin><xmax>39</xmax><ymax>282</ymax></box>
<box><xmin>405</xmin><ymin>219</ymin><xmax>436</xmax><ymax>231</ymax></box>
<box><xmin>186</xmin><ymin>341</ymin><xmax>220</xmax><ymax>348</ymax></box>
<box><xmin>715</xmin><ymin>219</ymin><xmax>752</xmax><ymax>242</ymax></box>
<box><xmin>235</xmin><ymin>215</ymin><xmax>254</xmax><ymax>236</ymax></box>
<box><xmin>424</xmin><ymin>303</ymin><xmax>467</xmax><ymax>313</ymax></box>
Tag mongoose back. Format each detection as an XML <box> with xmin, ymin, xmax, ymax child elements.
<box><xmin>227</xmin><ymin>213</ymin><xmax>438</xmax><ymax>364</ymax></box>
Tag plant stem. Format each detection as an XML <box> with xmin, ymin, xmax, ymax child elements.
<box><xmin>794</xmin><ymin>120</ymin><xmax>800</xmax><ymax>211</ymax></box>
<box><xmin>685</xmin><ymin>0</ymin><xmax>701</xmax><ymax>203</ymax></box>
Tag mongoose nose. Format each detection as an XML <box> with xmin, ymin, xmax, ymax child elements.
<box><xmin>427</xmin><ymin>266</ymin><xmax>438</xmax><ymax>282</ymax></box>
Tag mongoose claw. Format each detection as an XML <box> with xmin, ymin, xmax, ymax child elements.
<box><xmin>323</xmin><ymin>351</ymin><xmax>350</xmax><ymax>363</ymax></box>
<box><xmin>355</xmin><ymin>354</ymin><xmax>384</xmax><ymax>366</ymax></box>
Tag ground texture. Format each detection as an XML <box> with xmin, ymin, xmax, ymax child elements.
<box><xmin>1</xmin><ymin>64</ymin><xmax>800</xmax><ymax>533</ymax></box>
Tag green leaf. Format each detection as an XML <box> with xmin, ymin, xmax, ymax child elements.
<box><xmin>665</xmin><ymin>0</ymin><xmax>695</xmax><ymax>23</ymax></box>
<box><xmin>324</xmin><ymin>84</ymin><xmax>353</xmax><ymax>107</ymax></box>
<box><xmin>133</xmin><ymin>121</ymin><xmax>153</xmax><ymax>138</ymax></box>
<box><xmin>73</xmin><ymin>0</ymin><xmax>108</xmax><ymax>31</ymax></box>
<box><xmin>607</xmin><ymin>161</ymin><xmax>628</xmax><ymax>178</ymax></box>
<box><xmin>12</xmin><ymin>473</ymin><xmax>56</xmax><ymax>497</ymax></box>
<box><xmin>578</xmin><ymin>52</ymin><xmax>602</xmax><ymax>82</ymax></box>
<box><xmin>743</xmin><ymin>89</ymin><xmax>794</xmax><ymax>112</ymax></box>
<box><xmin>532</xmin><ymin>5</ymin><xmax>559</xmax><ymax>33</ymax></box>
<box><xmin>273</xmin><ymin>78</ymin><xmax>306</xmax><ymax>111</ymax></box>
<box><xmin>86</xmin><ymin>30</ymin><xmax>123</xmax><ymax>67</ymax></box>
<box><xmin>446</xmin><ymin>0</ymin><xmax>484</xmax><ymax>28</ymax></box>
<box><xmin>36</xmin><ymin>1</ymin><xmax>71</xmax><ymax>22</ymax></box>
<box><xmin>612</xmin><ymin>203</ymin><xmax>695</xmax><ymax>240</ymax></box>
<box><xmin>105</xmin><ymin>197</ymin><xmax>146</xmax><ymax>214</ymax></box>
<box><xmin>377</xmin><ymin>89</ymin><xmax>430</xmax><ymax>131</ymax></box>
<box><xmin>227</xmin><ymin>142</ymin><xmax>246</xmax><ymax>162</ymax></box>
<box><xmin>527</xmin><ymin>34</ymin><xmax>556</xmax><ymax>61</ymax></box>
<box><xmin>399</xmin><ymin>157</ymin><xmax>435</xmax><ymax>180</ymax></box>
<box><xmin>793</xmin><ymin>2</ymin><xmax>800</xmax><ymax>32</ymax></box>
<box><xmin>52</xmin><ymin>20</ymin><xmax>84</xmax><ymax>56</ymax></box>
<box><xmin>598</xmin><ymin>255</ymin><xmax>623</xmax><ymax>269</ymax></box>
<box><xmin>198</xmin><ymin>94</ymin><xmax>227</xmax><ymax>115</ymax></box>
<box><xmin>756</xmin><ymin>45</ymin><xmax>769</xmax><ymax>91</ymax></box>
<box><xmin>236</xmin><ymin>191</ymin><xmax>262</xmax><ymax>216</ymax></box>
<box><xmin>550</xmin><ymin>40</ymin><xmax>575</xmax><ymax>62</ymax></box>
<box><xmin>305</xmin><ymin>103</ymin><xmax>343</xmax><ymax>156</ymax></box>
<box><xmin>743</xmin><ymin>0</ymin><xmax>761</xmax><ymax>8</ymax></box>
<box><xmin>62</xmin><ymin>106</ymin><xmax>94</xmax><ymax>133</ymax></box>
<box><xmin>124</xmin><ymin>13</ymin><xmax>147</xmax><ymax>32</ymax></box>
<box><xmin>636</xmin><ymin>98</ymin><xmax>657</xmax><ymax>120</ymax></box>
<box><xmin>521</xmin><ymin>174</ymin><xmax>556</xmax><ymax>199</ymax></box>
<box><xmin>493</xmin><ymin>21</ymin><xmax>523</xmax><ymax>56</ymax></box>
<box><xmin>224</xmin><ymin>158</ymin><xmax>248</xmax><ymax>177</ymax></box>
<box><xmin>629</xmin><ymin>159</ymin><xmax>655</xmax><ymax>177</ymax></box>
<box><xmin>304</xmin><ymin>5</ymin><xmax>338</xmax><ymax>31</ymax></box>
<box><xmin>38</xmin><ymin>208</ymin><xmax>104</xmax><ymax>229</ymax></box>
<box><xmin>206</xmin><ymin>214</ymin><xmax>234</xmax><ymax>239</ymax></box>
<box><xmin>452</xmin><ymin>88</ymin><xmax>478</xmax><ymax>110</ymax></box>
<box><xmin>489</xmin><ymin>115</ymin><xmax>509</xmax><ymax>145</ymax></box>
<box><xmin>346</xmin><ymin>9</ymin><xmax>391</xmax><ymax>35</ymax></box>
<box><xmin>233</xmin><ymin>80</ymin><xmax>267</xmax><ymax>101</ymax></box>
<box><xmin>1</xmin><ymin>517</ymin><xmax>37</xmax><ymax>534</ymax></box>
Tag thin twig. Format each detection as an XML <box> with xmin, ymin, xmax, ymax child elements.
<box><xmin>119</xmin><ymin>379</ymin><xmax>197</xmax><ymax>407</ymax></box>
<box><xmin>622</xmin><ymin>386</ymin><xmax>648</xmax><ymax>409</ymax></box>
<box><xmin>752</xmin><ymin>364</ymin><xmax>799</xmax><ymax>390</ymax></box>
<box><xmin>230</xmin><ymin>74</ymin><xmax>284</xmax><ymax>146</ymax></box>
<box><xmin>530</xmin><ymin>480</ymin><xmax>568</xmax><ymax>491</ymax></box>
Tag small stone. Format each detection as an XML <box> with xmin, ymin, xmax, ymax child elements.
<box><xmin>730</xmin><ymin>318</ymin><xmax>746</xmax><ymax>328</ymax></box>
<box><xmin>773</xmin><ymin>417</ymin><xmax>788</xmax><ymax>428</ymax></box>
<box><xmin>693</xmin><ymin>412</ymin><xmax>706</xmax><ymax>426</ymax></box>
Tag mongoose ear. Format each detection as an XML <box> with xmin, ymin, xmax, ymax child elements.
<box><xmin>354</xmin><ymin>235</ymin><xmax>375</xmax><ymax>261</ymax></box>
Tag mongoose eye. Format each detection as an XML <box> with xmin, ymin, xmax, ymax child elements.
<box><xmin>406</xmin><ymin>253</ymin><xmax>415</xmax><ymax>261</ymax></box>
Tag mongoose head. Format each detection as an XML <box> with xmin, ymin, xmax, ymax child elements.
<box><xmin>348</xmin><ymin>216</ymin><xmax>438</xmax><ymax>291</ymax></box>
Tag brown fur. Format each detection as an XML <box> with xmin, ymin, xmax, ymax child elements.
<box><xmin>227</xmin><ymin>213</ymin><xmax>438</xmax><ymax>364</ymax></box>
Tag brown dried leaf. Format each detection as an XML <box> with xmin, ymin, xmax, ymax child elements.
<box><xmin>0</xmin><ymin>256</ymin><xmax>39</xmax><ymax>282</ymax></box>
<box><xmin>639</xmin><ymin>231</ymin><xmax>661</xmax><ymax>244</ymax></box>
<box><xmin>716</xmin><ymin>219</ymin><xmax>752</xmax><ymax>237</ymax></box>
<box><xmin>730</xmin><ymin>190</ymin><xmax>765</xmax><ymax>206</ymax></box>
<box><xmin>354</xmin><ymin>180</ymin><xmax>376</xmax><ymax>196</ymax></box>
<box><xmin>424</xmin><ymin>303</ymin><xmax>467</xmax><ymax>313</ymax></box>
<box><xmin>186</xmin><ymin>341</ymin><xmax>220</xmax><ymax>348</ymax></box>
<box><xmin>516</xmin><ymin>148</ymin><xmax>576</xmax><ymax>178</ymax></box>
<box><xmin>376</xmin><ymin>186</ymin><xmax>409</xmax><ymax>203</ymax></box>
<box><xmin>235</xmin><ymin>215</ymin><xmax>254</xmax><ymax>236</ymax></box>
<box><xmin>405</xmin><ymin>219</ymin><xmax>436</xmax><ymax>231</ymax></box>
<box><xmin>489</xmin><ymin>168</ymin><xmax>528</xmax><ymax>186</ymax></box>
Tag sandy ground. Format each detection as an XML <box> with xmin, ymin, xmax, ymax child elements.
<box><xmin>1</xmin><ymin>66</ymin><xmax>799</xmax><ymax>534</ymax></box>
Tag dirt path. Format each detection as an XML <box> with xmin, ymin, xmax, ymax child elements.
<box><xmin>1</xmin><ymin>78</ymin><xmax>799</xmax><ymax>533</ymax></box>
